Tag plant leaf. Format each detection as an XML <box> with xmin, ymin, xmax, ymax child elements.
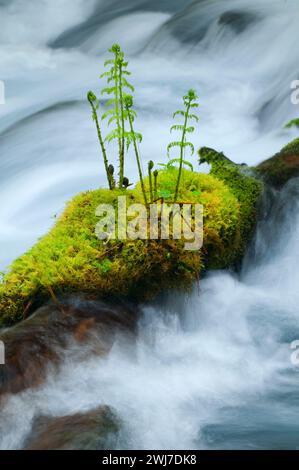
<box><xmin>167</xmin><ymin>158</ymin><xmax>194</xmax><ymax>171</ymax></box>
<box><xmin>170</xmin><ymin>124</ymin><xmax>185</xmax><ymax>133</ymax></box>
<box><xmin>182</xmin><ymin>141</ymin><xmax>195</xmax><ymax>155</ymax></box>
<box><xmin>173</xmin><ymin>110</ymin><xmax>186</xmax><ymax>118</ymax></box>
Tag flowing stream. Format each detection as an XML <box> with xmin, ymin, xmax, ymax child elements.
<box><xmin>1</xmin><ymin>0</ymin><xmax>299</xmax><ymax>450</ymax></box>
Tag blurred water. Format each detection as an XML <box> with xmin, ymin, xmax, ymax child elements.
<box><xmin>1</xmin><ymin>180</ymin><xmax>299</xmax><ymax>450</ymax></box>
<box><xmin>0</xmin><ymin>0</ymin><xmax>299</xmax><ymax>269</ymax></box>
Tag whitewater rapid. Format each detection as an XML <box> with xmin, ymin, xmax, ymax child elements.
<box><xmin>1</xmin><ymin>0</ymin><xmax>299</xmax><ymax>450</ymax></box>
<box><xmin>0</xmin><ymin>0</ymin><xmax>299</xmax><ymax>269</ymax></box>
<box><xmin>1</xmin><ymin>178</ymin><xmax>299</xmax><ymax>450</ymax></box>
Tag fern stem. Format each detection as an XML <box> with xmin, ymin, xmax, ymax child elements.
<box><xmin>88</xmin><ymin>94</ymin><xmax>112</xmax><ymax>190</ymax></box>
<box><xmin>112</xmin><ymin>53</ymin><xmax>122</xmax><ymax>187</ymax></box>
<box><xmin>174</xmin><ymin>99</ymin><xmax>192</xmax><ymax>202</ymax></box>
<box><xmin>148</xmin><ymin>161</ymin><xmax>154</xmax><ymax>203</ymax></box>
<box><xmin>153</xmin><ymin>170</ymin><xmax>158</xmax><ymax>200</ymax></box>
<box><xmin>118</xmin><ymin>61</ymin><xmax>126</xmax><ymax>188</ymax></box>
<box><xmin>126</xmin><ymin>104</ymin><xmax>148</xmax><ymax>206</ymax></box>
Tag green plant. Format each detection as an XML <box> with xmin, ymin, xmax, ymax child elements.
<box><xmin>285</xmin><ymin>118</ymin><xmax>299</xmax><ymax>129</ymax></box>
<box><xmin>158</xmin><ymin>159</ymin><xmax>194</xmax><ymax>172</ymax></box>
<box><xmin>148</xmin><ymin>160</ymin><xmax>154</xmax><ymax>202</ymax></box>
<box><xmin>168</xmin><ymin>89</ymin><xmax>199</xmax><ymax>201</ymax></box>
<box><xmin>101</xmin><ymin>44</ymin><xmax>134</xmax><ymax>188</ymax></box>
<box><xmin>124</xmin><ymin>94</ymin><xmax>147</xmax><ymax>205</ymax></box>
<box><xmin>153</xmin><ymin>170</ymin><xmax>159</xmax><ymax>200</ymax></box>
<box><xmin>87</xmin><ymin>91</ymin><xmax>113</xmax><ymax>189</ymax></box>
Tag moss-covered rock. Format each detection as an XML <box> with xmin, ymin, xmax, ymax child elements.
<box><xmin>0</xmin><ymin>167</ymin><xmax>262</xmax><ymax>327</ymax></box>
<box><xmin>199</xmin><ymin>147</ymin><xmax>263</xmax><ymax>261</ymax></box>
<box><xmin>256</xmin><ymin>137</ymin><xmax>299</xmax><ymax>188</ymax></box>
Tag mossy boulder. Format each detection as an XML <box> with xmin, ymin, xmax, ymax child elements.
<box><xmin>256</xmin><ymin>137</ymin><xmax>299</xmax><ymax>188</ymax></box>
<box><xmin>199</xmin><ymin>147</ymin><xmax>263</xmax><ymax>258</ymax></box>
<box><xmin>0</xmin><ymin>166</ymin><xmax>262</xmax><ymax>327</ymax></box>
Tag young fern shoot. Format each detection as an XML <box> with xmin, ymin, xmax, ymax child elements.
<box><xmin>124</xmin><ymin>95</ymin><xmax>148</xmax><ymax>206</ymax></box>
<box><xmin>87</xmin><ymin>91</ymin><xmax>114</xmax><ymax>189</ymax></box>
<box><xmin>101</xmin><ymin>44</ymin><xmax>134</xmax><ymax>188</ymax></box>
<box><xmin>168</xmin><ymin>89</ymin><xmax>199</xmax><ymax>202</ymax></box>
<box><xmin>153</xmin><ymin>170</ymin><xmax>159</xmax><ymax>201</ymax></box>
<box><xmin>148</xmin><ymin>160</ymin><xmax>154</xmax><ymax>203</ymax></box>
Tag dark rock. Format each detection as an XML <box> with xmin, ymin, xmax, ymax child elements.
<box><xmin>256</xmin><ymin>138</ymin><xmax>299</xmax><ymax>189</ymax></box>
<box><xmin>218</xmin><ymin>10</ymin><xmax>258</xmax><ymax>34</ymax></box>
<box><xmin>25</xmin><ymin>406</ymin><xmax>120</xmax><ymax>450</ymax></box>
<box><xmin>0</xmin><ymin>296</ymin><xmax>138</xmax><ymax>398</ymax></box>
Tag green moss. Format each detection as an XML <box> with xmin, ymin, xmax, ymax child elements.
<box><xmin>256</xmin><ymin>138</ymin><xmax>299</xmax><ymax>188</ymax></box>
<box><xmin>0</xmin><ymin>167</ymin><xmax>259</xmax><ymax>326</ymax></box>
<box><xmin>199</xmin><ymin>147</ymin><xmax>263</xmax><ymax>262</ymax></box>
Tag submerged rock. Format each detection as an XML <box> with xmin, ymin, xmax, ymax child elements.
<box><xmin>0</xmin><ymin>297</ymin><xmax>137</xmax><ymax>397</ymax></box>
<box><xmin>25</xmin><ymin>406</ymin><xmax>120</xmax><ymax>450</ymax></box>
<box><xmin>256</xmin><ymin>138</ymin><xmax>299</xmax><ymax>189</ymax></box>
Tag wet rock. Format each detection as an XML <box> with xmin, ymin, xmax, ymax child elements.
<box><xmin>256</xmin><ymin>138</ymin><xmax>299</xmax><ymax>188</ymax></box>
<box><xmin>25</xmin><ymin>406</ymin><xmax>120</xmax><ymax>450</ymax></box>
<box><xmin>0</xmin><ymin>296</ymin><xmax>138</xmax><ymax>398</ymax></box>
<box><xmin>218</xmin><ymin>10</ymin><xmax>258</xmax><ymax>34</ymax></box>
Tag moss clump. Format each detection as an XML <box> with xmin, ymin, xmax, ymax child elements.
<box><xmin>256</xmin><ymin>138</ymin><xmax>299</xmax><ymax>188</ymax></box>
<box><xmin>0</xmin><ymin>167</ymin><xmax>258</xmax><ymax>327</ymax></box>
<box><xmin>199</xmin><ymin>147</ymin><xmax>263</xmax><ymax>261</ymax></box>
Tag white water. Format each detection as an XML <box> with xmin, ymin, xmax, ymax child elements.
<box><xmin>0</xmin><ymin>0</ymin><xmax>299</xmax><ymax>269</ymax></box>
<box><xmin>1</xmin><ymin>0</ymin><xmax>299</xmax><ymax>450</ymax></box>
<box><xmin>1</xmin><ymin>180</ymin><xmax>299</xmax><ymax>450</ymax></box>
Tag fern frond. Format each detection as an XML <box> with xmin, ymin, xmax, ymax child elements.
<box><xmin>105</xmin><ymin>129</ymin><xmax>121</xmax><ymax>143</ymax></box>
<box><xmin>185</xmin><ymin>126</ymin><xmax>195</xmax><ymax>133</ymax></box>
<box><xmin>170</xmin><ymin>124</ymin><xmax>185</xmax><ymax>133</ymax></box>
<box><xmin>122</xmin><ymin>78</ymin><xmax>134</xmax><ymax>92</ymax></box>
<box><xmin>182</xmin><ymin>141</ymin><xmax>195</xmax><ymax>155</ymax></box>
<box><xmin>167</xmin><ymin>158</ymin><xmax>194</xmax><ymax>171</ymax></box>
<box><xmin>104</xmin><ymin>59</ymin><xmax>115</xmax><ymax>66</ymax></box>
<box><xmin>167</xmin><ymin>141</ymin><xmax>182</xmax><ymax>155</ymax></box>
<box><xmin>100</xmin><ymin>70</ymin><xmax>113</xmax><ymax>78</ymax></box>
<box><xmin>173</xmin><ymin>110</ymin><xmax>186</xmax><ymax>118</ymax></box>
<box><xmin>105</xmin><ymin>98</ymin><xmax>120</xmax><ymax>107</ymax></box>
<box><xmin>189</xmin><ymin>114</ymin><xmax>199</xmax><ymax>122</ymax></box>
<box><xmin>101</xmin><ymin>108</ymin><xmax>117</xmax><ymax>120</ymax></box>
<box><xmin>101</xmin><ymin>87</ymin><xmax>115</xmax><ymax>96</ymax></box>
<box><xmin>108</xmin><ymin>115</ymin><xmax>119</xmax><ymax>126</ymax></box>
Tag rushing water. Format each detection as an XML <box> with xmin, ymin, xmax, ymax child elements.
<box><xmin>1</xmin><ymin>0</ymin><xmax>299</xmax><ymax>450</ymax></box>
<box><xmin>0</xmin><ymin>0</ymin><xmax>299</xmax><ymax>269</ymax></box>
<box><xmin>1</xmin><ymin>179</ymin><xmax>299</xmax><ymax>450</ymax></box>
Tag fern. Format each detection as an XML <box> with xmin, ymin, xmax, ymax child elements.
<box><xmin>148</xmin><ymin>160</ymin><xmax>154</xmax><ymax>203</ymax></box>
<box><xmin>124</xmin><ymin>95</ymin><xmax>147</xmax><ymax>205</ymax></box>
<box><xmin>285</xmin><ymin>118</ymin><xmax>299</xmax><ymax>129</ymax></box>
<box><xmin>87</xmin><ymin>91</ymin><xmax>114</xmax><ymax>189</ymax></box>
<box><xmin>168</xmin><ymin>89</ymin><xmax>199</xmax><ymax>201</ymax></box>
<box><xmin>101</xmin><ymin>44</ymin><xmax>135</xmax><ymax>188</ymax></box>
<box><xmin>153</xmin><ymin>170</ymin><xmax>159</xmax><ymax>200</ymax></box>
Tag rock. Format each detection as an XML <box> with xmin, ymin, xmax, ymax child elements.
<box><xmin>0</xmin><ymin>296</ymin><xmax>137</xmax><ymax>398</ymax></box>
<box><xmin>256</xmin><ymin>138</ymin><xmax>299</xmax><ymax>189</ymax></box>
<box><xmin>25</xmin><ymin>406</ymin><xmax>120</xmax><ymax>450</ymax></box>
<box><xmin>198</xmin><ymin>147</ymin><xmax>263</xmax><ymax>265</ymax></box>
<box><xmin>0</xmin><ymin>165</ymin><xmax>263</xmax><ymax>326</ymax></box>
<box><xmin>218</xmin><ymin>11</ymin><xmax>259</xmax><ymax>34</ymax></box>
